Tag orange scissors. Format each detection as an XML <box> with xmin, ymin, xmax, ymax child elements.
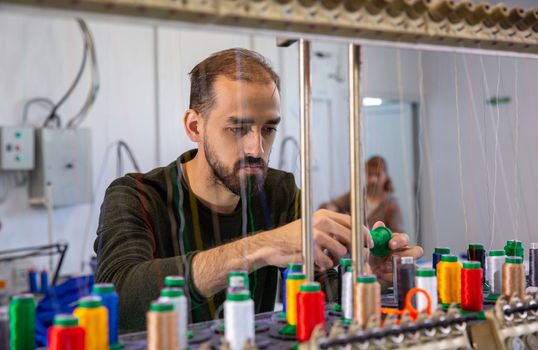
<box><xmin>381</xmin><ymin>287</ymin><xmax>432</xmax><ymax>323</ymax></box>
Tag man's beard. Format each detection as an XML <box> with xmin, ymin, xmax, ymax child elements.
<box><xmin>203</xmin><ymin>139</ymin><xmax>268</xmax><ymax>196</ymax></box>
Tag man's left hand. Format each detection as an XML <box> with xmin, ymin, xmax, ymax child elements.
<box><xmin>367</xmin><ymin>221</ymin><xmax>423</xmax><ymax>290</ymax></box>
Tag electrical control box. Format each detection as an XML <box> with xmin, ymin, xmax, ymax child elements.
<box><xmin>0</xmin><ymin>126</ymin><xmax>35</xmax><ymax>171</ymax></box>
<box><xmin>29</xmin><ymin>128</ymin><xmax>93</xmax><ymax>207</ymax></box>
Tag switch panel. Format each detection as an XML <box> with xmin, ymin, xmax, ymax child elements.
<box><xmin>0</xmin><ymin>126</ymin><xmax>35</xmax><ymax>170</ymax></box>
<box><xmin>29</xmin><ymin>128</ymin><xmax>92</xmax><ymax>207</ymax></box>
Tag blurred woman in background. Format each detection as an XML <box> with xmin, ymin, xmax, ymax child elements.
<box><xmin>320</xmin><ymin>155</ymin><xmax>404</xmax><ymax>233</ymax></box>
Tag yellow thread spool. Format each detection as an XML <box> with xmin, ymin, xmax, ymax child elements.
<box><xmin>73</xmin><ymin>296</ymin><xmax>108</xmax><ymax>350</ymax></box>
<box><xmin>437</xmin><ymin>255</ymin><xmax>462</xmax><ymax>304</ymax></box>
<box><xmin>286</xmin><ymin>273</ymin><xmax>306</xmax><ymax>326</ymax></box>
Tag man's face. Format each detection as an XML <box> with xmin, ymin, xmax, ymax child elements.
<box><xmin>200</xmin><ymin>76</ymin><xmax>281</xmax><ymax>196</ymax></box>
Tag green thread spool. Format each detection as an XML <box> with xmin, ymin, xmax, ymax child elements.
<box><xmin>370</xmin><ymin>226</ymin><xmax>393</xmax><ymax>257</ymax></box>
<box><xmin>9</xmin><ymin>294</ymin><xmax>35</xmax><ymax>350</ymax></box>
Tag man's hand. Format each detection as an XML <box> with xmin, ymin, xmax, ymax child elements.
<box><xmin>367</xmin><ymin>221</ymin><xmax>423</xmax><ymax>289</ymax></box>
<box><xmin>263</xmin><ymin>209</ymin><xmax>373</xmax><ymax>270</ymax></box>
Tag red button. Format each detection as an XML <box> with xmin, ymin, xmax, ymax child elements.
<box><xmin>15</xmin><ymin>145</ymin><xmax>21</xmax><ymax>151</ymax></box>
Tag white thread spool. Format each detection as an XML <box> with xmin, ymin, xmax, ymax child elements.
<box><xmin>228</xmin><ymin>271</ymin><xmax>249</xmax><ymax>291</ymax></box>
<box><xmin>415</xmin><ymin>269</ymin><xmax>437</xmax><ymax>312</ymax></box>
<box><xmin>160</xmin><ymin>288</ymin><xmax>188</xmax><ymax>349</ymax></box>
<box><xmin>486</xmin><ymin>250</ymin><xmax>505</xmax><ymax>295</ymax></box>
<box><xmin>342</xmin><ymin>266</ymin><xmax>353</xmax><ymax>320</ymax></box>
<box><xmin>224</xmin><ymin>289</ymin><xmax>254</xmax><ymax>350</ymax></box>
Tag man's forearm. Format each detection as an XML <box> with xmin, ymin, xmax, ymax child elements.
<box><xmin>191</xmin><ymin>230</ymin><xmax>276</xmax><ymax>297</ymax></box>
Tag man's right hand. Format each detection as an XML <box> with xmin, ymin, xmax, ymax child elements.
<box><xmin>261</xmin><ymin>209</ymin><xmax>373</xmax><ymax>270</ymax></box>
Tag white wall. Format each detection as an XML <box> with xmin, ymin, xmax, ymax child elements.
<box><xmin>0</xmin><ymin>12</ymin><xmax>158</xmax><ymax>283</ymax></box>
<box><xmin>418</xmin><ymin>50</ymin><xmax>538</xmax><ymax>257</ymax></box>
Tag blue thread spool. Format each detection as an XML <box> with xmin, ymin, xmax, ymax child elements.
<box><xmin>92</xmin><ymin>283</ymin><xmax>120</xmax><ymax>348</ymax></box>
<box><xmin>282</xmin><ymin>263</ymin><xmax>302</xmax><ymax>313</ymax></box>
<box><xmin>433</xmin><ymin>247</ymin><xmax>451</xmax><ymax>270</ymax></box>
<box><xmin>28</xmin><ymin>269</ymin><xmax>38</xmax><ymax>294</ymax></box>
<box><xmin>40</xmin><ymin>270</ymin><xmax>48</xmax><ymax>295</ymax></box>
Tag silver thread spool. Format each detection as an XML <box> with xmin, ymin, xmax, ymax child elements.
<box><xmin>486</xmin><ymin>250</ymin><xmax>505</xmax><ymax>295</ymax></box>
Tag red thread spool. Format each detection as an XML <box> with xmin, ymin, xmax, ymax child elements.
<box><xmin>461</xmin><ymin>261</ymin><xmax>483</xmax><ymax>311</ymax></box>
<box><xmin>297</xmin><ymin>282</ymin><xmax>325</xmax><ymax>342</ymax></box>
<box><xmin>48</xmin><ymin>314</ymin><xmax>85</xmax><ymax>350</ymax></box>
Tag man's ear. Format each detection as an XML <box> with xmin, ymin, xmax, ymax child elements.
<box><xmin>184</xmin><ymin>109</ymin><xmax>203</xmax><ymax>142</ymax></box>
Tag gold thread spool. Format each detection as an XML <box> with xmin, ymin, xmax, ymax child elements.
<box><xmin>403</xmin><ymin>0</ymin><xmax>431</xmax><ymax>20</ymax></box>
<box><xmin>321</xmin><ymin>0</ymin><xmax>341</xmax><ymax>11</ymax></box>
<box><xmin>353</xmin><ymin>274</ymin><xmax>381</xmax><ymax>329</ymax></box>
<box><xmin>436</xmin><ymin>255</ymin><xmax>461</xmax><ymax>304</ymax></box>
<box><xmin>520</xmin><ymin>9</ymin><xmax>538</xmax><ymax>31</ymax></box>
<box><xmin>453</xmin><ymin>1</ymin><xmax>474</xmax><ymax>19</ymax></box>
<box><xmin>502</xmin><ymin>257</ymin><xmax>526</xmax><ymax>298</ymax></box>
<box><xmin>500</xmin><ymin>7</ymin><xmax>525</xmax><ymax>29</ymax></box>
<box><xmin>147</xmin><ymin>300</ymin><xmax>178</xmax><ymax>350</ymax></box>
<box><xmin>445</xmin><ymin>0</ymin><xmax>472</xmax><ymax>23</ymax></box>
<box><xmin>465</xmin><ymin>3</ymin><xmax>491</xmax><ymax>26</ymax></box>
<box><xmin>428</xmin><ymin>0</ymin><xmax>456</xmax><ymax>23</ymax></box>
<box><xmin>386</xmin><ymin>0</ymin><xmax>408</xmax><ymax>17</ymax></box>
<box><xmin>344</xmin><ymin>0</ymin><xmax>366</xmax><ymax>13</ymax></box>
<box><xmin>365</xmin><ymin>0</ymin><xmax>391</xmax><ymax>15</ymax></box>
<box><xmin>483</xmin><ymin>4</ymin><xmax>509</xmax><ymax>27</ymax></box>
<box><xmin>298</xmin><ymin>0</ymin><xmax>316</xmax><ymax>7</ymax></box>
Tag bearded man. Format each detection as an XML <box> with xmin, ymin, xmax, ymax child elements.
<box><xmin>94</xmin><ymin>48</ymin><xmax>423</xmax><ymax>332</ymax></box>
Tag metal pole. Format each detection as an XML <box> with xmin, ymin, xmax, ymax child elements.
<box><xmin>299</xmin><ymin>39</ymin><xmax>314</xmax><ymax>281</ymax></box>
<box><xmin>349</xmin><ymin>43</ymin><xmax>364</xmax><ymax>280</ymax></box>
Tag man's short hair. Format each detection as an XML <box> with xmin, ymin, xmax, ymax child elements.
<box><xmin>188</xmin><ymin>48</ymin><xmax>280</xmax><ymax>117</ymax></box>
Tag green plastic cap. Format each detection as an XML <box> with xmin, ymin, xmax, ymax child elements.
<box><xmin>287</xmin><ymin>263</ymin><xmax>303</xmax><ymax>272</ymax></box>
<box><xmin>79</xmin><ymin>296</ymin><xmax>103</xmax><ymax>308</ymax></box>
<box><xmin>434</xmin><ymin>247</ymin><xmax>451</xmax><ymax>254</ymax></box>
<box><xmin>287</xmin><ymin>273</ymin><xmax>306</xmax><ymax>281</ymax></box>
<box><xmin>370</xmin><ymin>226</ymin><xmax>393</xmax><ymax>257</ymax></box>
<box><xmin>463</xmin><ymin>261</ymin><xmax>481</xmax><ymax>269</ymax></box>
<box><xmin>357</xmin><ymin>274</ymin><xmax>377</xmax><ymax>284</ymax></box>
<box><xmin>416</xmin><ymin>269</ymin><xmax>436</xmax><ymax>277</ymax></box>
<box><xmin>227</xmin><ymin>290</ymin><xmax>251</xmax><ymax>301</ymax></box>
<box><xmin>506</xmin><ymin>240</ymin><xmax>523</xmax><ymax>248</ymax></box>
<box><xmin>489</xmin><ymin>250</ymin><xmax>505</xmax><ymax>257</ymax></box>
<box><xmin>468</xmin><ymin>244</ymin><xmax>485</xmax><ymax>250</ymax></box>
<box><xmin>150</xmin><ymin>300</ymin><xmax>174</xmax><ymax>312</ymax></box>
<box><xmin>506</xmin><ymin>257</ymin><xmax>523</xmax><ymax>264</ymax></box>
<box><xmin>340</xmin><ymin>258</ymin><xmax>352</xmax><ymax>266</ymax></box>
<box><xmin>346</xmin><ymin>266</ymin><xmax>352</xmax><ymax>273</ymax></box>
<box><xmin>11</xmin><ymin>294</ymin><xmax>34</xmax><ymax>305</ymax></box>
<box><xmin>161</xmin><ymin>288</ymin><xmax>185</xmax><ymax>298</ymax></box>
<box><xmin>504</xmin><ymin>240</ymin><xmax>524</xmax><ymax>258</ymax></box>
<box><xmin>228</xmin><ymin>271</ymin><xmax>249</xmax><ymax>288</ymax></box>
<box><xmin>92</xmin><ymin>283</ymin><xmax>115</xmax><ymax>294</ymax></box>
<box><xmin>229</xmin><ymin>271</ymin><xmax>248</xmax><ymax>277</ymax></box>
<box><xmin>54</xmin><ymin>314</ymin><xmax>78</xmax><ymax>327</ymax></box>
<box><xmin>164</xmin><ymin>276</ymin><xmax>185</xmax><ymax>288</ymax></box>
<box><xmin>441</xmin><ymin>255</ymin><xmax>458</xmax><ymax>263</ymax></box>
<box><xmin>300</xmin><ymin>282</ymin><xmax>321</xmax><ymax>293</ymax></box>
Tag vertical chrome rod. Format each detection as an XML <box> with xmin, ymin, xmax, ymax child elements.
<box><xmin>299</xmin><ymin>39</ymin><xmax>314</xmax><ymax>281</ymax></box>
<box><xmin>349</xmin><ymin>43</ymin><xmax>364</xmax><ymax>280</ymax></box>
